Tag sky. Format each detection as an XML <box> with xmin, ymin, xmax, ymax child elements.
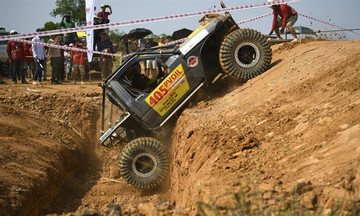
<box><xmin>0</xmin><ymin>0</ymin><xmax>359</xmax><ymax>40</ymax></box>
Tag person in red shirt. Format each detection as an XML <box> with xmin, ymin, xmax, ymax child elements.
<box><xmin>7</xmin><ymin>30</ymin><xmax>27</xmax><ymax>84</ymax></box>
<box><xmin>269</xmin><ymin>4</ymin><xmax>298</xmax><ymax>42</ymax></box>
<box><xmin>97</xmin><ymin>4</ymin><xmax>112</xmax><ymax>24</ymax></box>
<box><xmin>70</xmin><ymin>40</ymin><xmax>86</xmax><ymax>84</ymax></box>
<box><xmin>23</xmin><ymin>39</ymin><xmax>35</xmax><ymax>81</ymax></box>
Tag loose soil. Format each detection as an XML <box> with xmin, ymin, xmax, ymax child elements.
<box><xmin>0</xmin><ymin>40</ymin><xmax>359</xmax><ymax>215</ymax></box>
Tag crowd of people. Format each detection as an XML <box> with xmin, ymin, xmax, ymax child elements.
<box><xmin>0</xmin><ymin>2</ymin><xmax>299</xmax><ymax>85</ymax></box>
<box><xmin>5</xmin><ymin>28</ymin><xmax>89</xmax><ymax>85</ymax></box>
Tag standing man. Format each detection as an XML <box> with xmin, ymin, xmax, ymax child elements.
<box><xmin>145</xmin><ymin>38</ymin><xmax>158</xmax><ymax>78</ymax></box>
<box><xmin>7</xmin><ymin>30</ymin><xmax>27</xmax><ymax>84</ymax></box>
<box><xmin>97</xmin><ymin>32</ymin><xmax>114</xmax><ymax>80</ymax></box>
<box><xmin>47</xmin><ymin>35</ymin><xmax>62</xmax><ymax>84</ymax></box>
<box><xmin>0</xmin><ymin>62</ymin><xmax>5</xmax><ymax>84</ymax></box>
<box><xmin>61</xmin><ymin>14</ymin><xmax>76</xmax><ymax>45</ymax></box>
<box><xmin>70</xmin><ymin>40</ymin><xmax>86</xmax><ymax>85</ymax></box>
<box><xmin>97</xmin><ymin>4</ymin><xmax>112</xmax><ymax>24</ymax></box>
<box><xmin>32</xmin><ymin>28</ymin><xmax>46</xmax><ymax>85</ymax></box>
<box><xmin>269</xmin><ymin>3</ymin><xmax>298</xmax><ymax>42</ymax></box>
<box><xmin>120</xmin><ymin>34</ymin><xmax>136</xmax><ymax>64</ymax></box>
<box><xmin>23</xmin><ymin>39</ymin><xmax>35</xmax><ymax>81</ymax></box>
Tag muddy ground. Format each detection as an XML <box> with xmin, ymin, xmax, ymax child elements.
<box><xmin>0</xmin><ymin>40</ymin><xmax>359</xmax><ymax>215</ymax></box>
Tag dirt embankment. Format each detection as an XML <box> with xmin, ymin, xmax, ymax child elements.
<box><xmin>0</xmin><ymin>86</ymin><xmax>101</xmax><ymax>215</ymax></box>
<box><xmin>169</xmin><ymin>40</ymin><xmax>360</xmax><ymax>214</ymax></box>
<box><xmin>0</xmin><ymin>40</ymin><xmax>360</xmax><ymax>215</ymax></box>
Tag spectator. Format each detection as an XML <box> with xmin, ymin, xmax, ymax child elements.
<box><xmin>269</xmin><ymin>3</ymin><xmax>298</xmax><ymax>42</ymax></box>
<box><xmin>23</xmin><ymin>39</ymin><xmax>35</xmax><ymax>81</ymax></box>
<box><xmin>0</xmin><ymin>62</ymin><xmax>5</xmax><ymax>84</ymax></box>
<box><xmin>64</xmin><ymin>43</ymin><xmax>73</xmax><ymax>81</ymax></box>
<box><xmin>61</xmin><ymin>14</ymin><xmax>76</xmax><ymax>45</ymax></box>
<box><xmin>166</xmin><ymin>35</ymin><xmax>172</xmax><ymax>43</ymax></box>
<box><xmin>158</xmin><ymin>36</ymin><xmax>165</xmax><ymax>46</ymax></box>
<box><xmin>7</xmin><ymin>30</ymin><xmax>27</xmax><ymax>84</ymax></box>
<box><xmin>32</xmin><ymin>28</ymin><xmax>47</xmax><ymax>85</ymax></box>
<box><xmin>98</xmin><ymin>4</ymin><xmax>112</xmax><ymax>24</ymax></box>
<box><xmin>70</xmin><ymin>40</ymin><xmax>86</xmax><ymax>84</ymax></box>
<box><xmin>97</xmin><ymin>32</ymin><xmax>114</xmax><ymax>79</ymax></box>
<box><xmin>145</xmin><ymin>38</ymin><xmax>158</xmax><ymax>78</ymax></box>
<box><xmin>47</xmin><ymin>35</ymin><xmax>62</xmax><ymax>84</ymax></box>
<box><xmin>139</xmin><ymin>38</ymin><xmax>146</xmax><ymax>49</ymax></box>
<box><xmin>120</xmin><ymin>34</ymin><xmax>136</xmax><ymax>55</ymax></box>
<box><xmin>59</xmin><ymin>37</ymin><xmax>65</xmax><ymax>82</ymax></box>
<box><xmin>42</xmin><ymin>51</ymin><xmax>48</xmax><ymax>81</ymax></box>
<box><xmin>120</xmin><ymin>34</ymin><xmax>136</xmax><ymax>64</ymax></box>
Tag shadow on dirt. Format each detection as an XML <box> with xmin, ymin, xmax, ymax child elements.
<box><xmin>41</xmin><ymin>112</ymin><xmax>103</xmax><ymax>214</ymax></box>
<box><xmin>45</xmin><ymin>149</ymin><xmax>102</xmax><ymax>214</ymax></box>
<box><xmin>188</xmin><ymin>74</ymin><xmax>245</xmax><ymax>107</ymax></box>
<box><xmin>269</xmin><ymin>59</ymin><xmax>283</xmax><ymax>69</ymax></box>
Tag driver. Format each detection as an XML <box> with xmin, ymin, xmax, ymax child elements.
<box><xmin>124</xmin><ymin>62</ymin><xmax>165</xmax><ymax>93</ymax></box>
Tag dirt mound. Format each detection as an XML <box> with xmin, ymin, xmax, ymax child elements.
<box><xmin>0</xmin><ymin>40</ymin><xmax>360</xmax><ymax>215</ymax></box>
<box><xmin>168</xmin><ymin>40</ymin><xmax>360</xmax><ymax>214</ymax></box>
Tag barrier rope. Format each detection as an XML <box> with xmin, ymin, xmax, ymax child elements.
<box><xmin>0</xmin><ymin>0</ymin><xmax>298</xmax><ymax>41</ymax></box>
<box><xmin>237</xmin><ymin>13</ymin><xmax>272</xmax><ymax>25</ymax></box>
<box><xmin>13</xmin><ymin>11</ymin><xmax>359</xmax><ymax>62</ymax></box>
<box><xmin>299</xmin><ymin>13</ymin><xmax>360</xmax><ymax>36</ymax></box>
<box><xmin>14</xmin><ymin>38</ymin><xmax>122</xmax><ymax>57</ymax></box>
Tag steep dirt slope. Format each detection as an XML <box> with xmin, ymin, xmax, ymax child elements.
<box><xmin>169</xmin><ymin>40</ymin><xmax>360</xmax><ymax>214</ymax></box>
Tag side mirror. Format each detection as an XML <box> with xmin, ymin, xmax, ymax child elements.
<box><xmin>221</xmin><ymin>0</ymin><xmax>226</xmax><ymax>9</ymax></box>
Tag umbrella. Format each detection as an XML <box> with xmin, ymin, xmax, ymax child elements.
<box><xmin>171</xmin><ymin>28</ymin><xmax>193</xmax><ymax>40</ymax></box>
<box><xmin>128</xmin><ymin>28</ymin><xmax>152</xmax><ymax>40</ymax></box>
<box><xmin>144</xmin><ymin>33</ymin><xmax>160</xmax><ymax>40</ymax></box>
<box><xmin>287</xmin><ymin>26</ymin><xmax>315</xmax><ymax>35</ymax></box>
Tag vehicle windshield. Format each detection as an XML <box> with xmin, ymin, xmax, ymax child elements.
<box><xmin>117</xmin><ymin>56</ymin><xmax>171</xmax><ymax>97</ymax></box>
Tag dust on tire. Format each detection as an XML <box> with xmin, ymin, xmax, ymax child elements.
<box><xmin>219</xmin><ymin>28</ymin><xmax>272</xmax><ymax>81</ymax></box>
<box><xmin>119</xmin><ymin>137</ymin><xmax>168</xmax><ymax>189</ymax></box>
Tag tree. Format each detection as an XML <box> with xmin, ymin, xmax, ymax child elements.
<box><xmin>50</xmin><ymin>0</ymin><xmax>86</xmax><ymax>26</ymax></box>
<box><xmin>108</xmin><ymin>30</ymin><xmax>125</xmax><ymax>43</ymax></box>
<box><xmin>44</xmin><ymin>21</ymin><xmax>61</xmax><ymax>31</ymax></box>
<box><xmin>43</xmin><ymin>21</ymin><xmax>61</xmax><ymax>42</ymax></box>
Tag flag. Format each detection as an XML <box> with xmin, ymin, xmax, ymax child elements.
<box><xmin>86</xmin><ymin>0</ymin><xmax>95</xmax><ymax>62</ymax></box>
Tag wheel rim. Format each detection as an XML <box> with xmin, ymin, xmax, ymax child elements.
<box><xmin>132</xmin><ymin>153</ymin><xmax>158</xmax><ymax>177</ymax></box>
<box><xmin>234</xmin><ymin>42</ymin><xmax>260</xmax><ymax>68</ymax></box>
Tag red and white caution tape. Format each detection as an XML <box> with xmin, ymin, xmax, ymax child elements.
<box><xmin>13</xmin><ymin>38</ymin><xmax>186</xmax><ymax>60</ymax></box>
<box><xmin>12</xmin><ymin>12</ymin><xmax>274</xmax><ymax>60</ymax></box>
<box><xmin>0</xmin><ymin>0</ymin><xmax>299</xmax><ymax>41</ymax></box>
<box><xmin>299</xmin><ymin>13</ymin><xmax>360</xmax><ymax>36</ymax></box>
<box><xmin>237</xmin><ymin>13</ymin><xmax>272</xmax><ymax>25</ymax></box>
<box><xmin>14</xmin><ymin>38</ymin><xmax>122</xmax><ymax>57</ymax></box>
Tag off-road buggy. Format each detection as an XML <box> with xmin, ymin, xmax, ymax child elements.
<box><xmin>99</xmin><ymin>1</ymin><xmax>272</xmax><ymax>189</ymax></box>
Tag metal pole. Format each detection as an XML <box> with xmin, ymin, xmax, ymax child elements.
<box><xmin>109</xmin><ymin>103</ymin><xmax>113</xmax><ymax>129</ymax></box>
<box><xmin>101</xmin><ymin>85</ymin><xmax>105</xmax><ymax>134</ymax></box>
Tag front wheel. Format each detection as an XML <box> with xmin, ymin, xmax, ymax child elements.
<box><xmin>219</xmin><ymin>28</ymin><xmax>272</xmax><ymax>81</ymax></box>
<box><xmin>119</xmin><ymin>137</ymin><xmax>168</xmax><ymax>189</ymax></box>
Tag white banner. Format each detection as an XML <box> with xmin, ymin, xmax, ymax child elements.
<box><xmin>86</xmin><ymin>0</ymin><xmax>95</xmax><ymax>62</ymax></box>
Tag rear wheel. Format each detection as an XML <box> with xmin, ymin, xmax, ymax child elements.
<box><xmin>219</xmin><ymin>28</ymin><xmax>272</xmax><ymax>81</ymax></box>
<box><xmin>119</xmin><ymin>137</ymin><xmax>168</xmax><ymax>189</ymax></box>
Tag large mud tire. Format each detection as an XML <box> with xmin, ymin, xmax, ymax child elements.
<box><xmin>119</xmin><ymin>137</ymin><xmax>168</xmax><ymax>189</ymax></box>
<box><xmin>219</xmin><ymin>28</ymin><xmax>272</xmax><ymax>81</ymax></box>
